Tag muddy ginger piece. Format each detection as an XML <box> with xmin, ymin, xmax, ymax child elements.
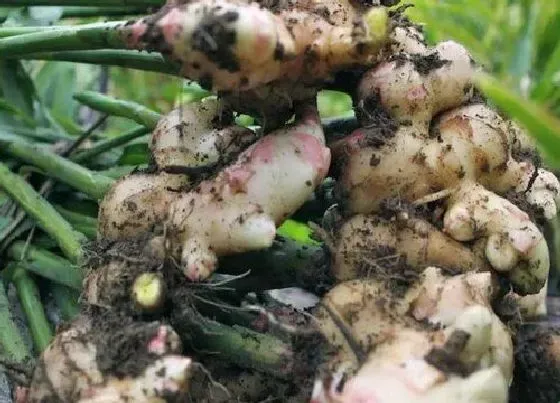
<box><xmin>28</xmin><ymin>314</ymin><xmax>191</xmax><ymax>403</ymax></box>
<box><xmin>357</xmin><ymin>40</ymin><xmax>476</xmax><ymax>127</ymax></box>
<box><xmin>98</xmin><ymin>171</ymin><xmax>188</xmax><ymax>240</ymax></box>
<box><xmin>98</xmin><ymin>98</ymin><xmax>259</xmax><ymax>242</ymax></box>
<box><xmin>331</xmin><ymin>214</ymin><xmax>490</xmax><ymax>281</ymax></box>
<box><xmin>342</xmin><ymin>38</ymin><xmax>560</xmax><ymax>218</ymax></box>
<box><xmin>444</xmin><ymin>181</ymin><xmax>549</xmax><ymax>296</ymax></box>
<box><xmin>511</xmin><ymin>283</ymin><xmax>548</xmax><ymax>318</ymax></box>
<box><xmin>84</xmin><ymin>237</ymin><xmax>165</xmax><ymax>310</ymax></box>
<box><xmin>334</xmin><ymin>103</ymin><xmax>560</xmax><ymax>218</ymax></box>
<box><xmin>312</xmin><ymin>267</ymin><xmax>512</xmax><ymax>403</ymax></box>
<box><xmin>122</xmin><ymin>0</ymin><xmax>389</xmax><ymax>92</ymax></box>
<box><xmin>389</xmin><ymin>24</ymin><xmax>428</xmax><ymax>55</ymax></box>
<box><xmin>150</xmin><ymin>97</ymin><xmax>257</xmax><ymax>171</ymax></box>
<box><xmin>164</xmin><ymin>103</ymin><xmax>331</xmax><ymax>281</ymax></box>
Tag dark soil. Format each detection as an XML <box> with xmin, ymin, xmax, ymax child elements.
<box><xmin>83</xmin><ymin>236</ymin><xmax>166</xmax><ymax>311</ymax></box>
<box><xmin>352</xmin><ymin>243</ymin><xmax>418</xmax><ymax>299</ymax></box>
<box><xmin>424</xmin><ymin>330</ymin><xmax>474</xmax><ymax>377</ymax></box>
<box><xmin>187</xmin><ymin>362</ymin><xmax>307</xmax><ymax>402</ymax></box>
<box><xmin>509</xmin><ymin>322</ymin><xmax>560</xmax><ymax>403</ymax></box>
<box><xmin>192</xmin><ymin>11</ymin><xmax>239</xmax><ymax>72</ymax></box>
<box><xmin>354</xmin><ymin>90</ymin><xmax>399</xmax><ymax>147</ymax></box>
<box><xmin>503</xmin><ymin>189</ymin><xmax>546</xmax><ymax>228</ymax></box>
<box><xmin>389</xmin><ymin>49</ymin><xmax>451</xmax><ymax>76</ymax></box>
<box><xmin>78</xmin><ymin>307</ymin><xmax>178</xmax><ymax>379</ymax></box>
<box><xmin>411</xmin><ymin>52</ymin><xmax>450</xmax><ymax>75</ymax></box>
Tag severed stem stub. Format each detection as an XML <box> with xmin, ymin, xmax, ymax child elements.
<box><xmin>132</xmin><ymin>272</ymin><xmax>167</xmax><ymax>313</ymax></box>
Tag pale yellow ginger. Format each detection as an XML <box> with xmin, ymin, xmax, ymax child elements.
<box><xmin>98</xmin><ymin>172</ymin><xmax>188</xmax><ymax>240</ymax></box>
<box><xmin>443</xmin><ymin>181</ymin><xmax>549</xmax><ymax>296</ymax></box>
<box><xmin>164</xmin><ymin>103</ymin><xmax>330</xmax><ymax>280</ymax></box>
<box><xmin>150</xmin><ymin>97</ymin><xmax>256</xmax><ymax>171</ymax></box>
<box><xmin>123</xmin><ymin>0</ymin><xmax>390</xmax><ymax>92</ymax></box>
<box><xmin>98</xmin><ymin>98</ymin><xmax>257</xmax><ymax>241</ymax></box>
<box><xmin>27</xmin><ymin>315</ymin><xmax>191</xmax><ymax>403</ymax></box>
<box><xmin>312</xmin><ymin>267</ymin><xmax>512</xmax><ymax>403</ymax></box>
<box><xmin>331</xmin><ymin>214</ymin><xmax>489</xmax><ymax>281</ymax></box>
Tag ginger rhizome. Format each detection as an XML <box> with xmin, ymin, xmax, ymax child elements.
<box><xmin>28</xmin><ymin>313</ymin><xmax>191</xmax><ymax>403</ymax></box>
<box><xmin>312</xmin><ymin>268</ymin><xmax>512</xmax><ymax>403</ymax></box>
<box><xmin>122</xmin><ymin>0</ymin><xmax>390</xmax><ymax>92</ymax></box>
<box><xmin>329</xmin><ymin>25</ymin><xmax>558</xmax><ymax>313</ymax></box>
<box><xmin>165</xmin><ymin>103</ymin><xmax>330</xmax><ymax>280</ymax></box>
<box><xmin>22</xmin><ymin>1</ymin><xmax>560</xmax><ymax>402</ymax></box>
<box><xmin>98</xmin><ymin>97</ymin><xmax>257</xmax><ymax>240</ymax></box>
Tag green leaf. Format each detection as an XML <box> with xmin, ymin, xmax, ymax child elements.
<box><xmin>532</xmin><ymin>36</ymin><xmax>560</xmax><ymax>101</ymax></box>
<box><xmin>0</xmin><ymin>216</ymin><xmax>11</xmax><ymax>233</ymax></box>
<box><xmin>0</xmin><ymin>98</ymin><xmax>35</xmax><ymax>126</ymax></box>
<box><xmin>35</xmin><ymin>62</ymin><xmax>77</xmax><ymax>121</ymax></box>
<box><xmin>476</xmin><ymin>73</ymin><xmax>560</xmax><ymax>167</ymax></box>
<box><xmin>0</xmin><ymin>60</ymin><xmax>35</xmax><ymax>121</ymax></box>
<box><xmin>277</xmin><ymin>219</ymin><xmax>321</xmax><ymax>246</ymax></box>
<box><xmin>117</xmin><ymin>142</ymin><xmax>150</xmax><ymax>166</ymax></box>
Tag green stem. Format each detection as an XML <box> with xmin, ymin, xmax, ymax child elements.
<box><xmin>61</xmin><ymin>6</ymin><xmax>150</xmax><ymax>18</ymax></box>
<box><xmin>0</xmin><ymin>22</ymin><xmax>126</xmax><ymax>57</ymax></box>
<box><xmin>15</xmin><ymin>50</ymin><xmax>180</xmax><ymax>76</ymax></box>
<box><xmin>0</xmin><ymin>138</ymin><xmax>115</xmax><ymax>200</ymax></box>
<box><xmin>0</xmin><ymin>162</ymin><xmax>85</xmax><ymax>263</ymax></box>
<box><xmin>49</xmin><ymin>283</ymin><xmax>80</xmax><ymax>322</ymax></box>
<box><xmin>0</xmin><ymin>279</ymin><xmax>31</xmax><ymax>363</ymax></box>
<box><xmin>54</xmin><ymin>205</ymin><xmax>97</xmax><ymax>240</ymax></box>
<box><xmin>0</xmin><ymin>26</ymin><xmax>65</xmax><ymax>39</ymax></box>
<box><xmin>171</xmin><ymin>306</ymin><xmax>294</xmax><ymax>379</ymax></box>
<box><xmin>0</xmin><ymin>0</ymin><xmax>163</xmax><ymax>5</ymax></box>
<box><xmin>71</xmin><ymin>126</ymin><xmax>150</xmax><ymax>164</ymax></box>
<box><xmin>9</xmin><ymin>241</ymin><xmax>83</xmax><ymax>290</ymax></box>
<box><xmin>0</xmin><ymin>125</ymin><xmax>70</xmax><ymax>143</ymax></box>
<box><xmin>75</xmin><ymin>91</ymin><xmax>161</xmax><ymax>129</ymax></box>
<box><xmin>11</xmin><ymin>266</ymin><xmax>53</xmax><ymax>353</ymax></box>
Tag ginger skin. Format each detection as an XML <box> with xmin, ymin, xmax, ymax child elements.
<box><xmin>98</xmin><ymin>98</ymin><xmax>257</xmax><ymax>241</ymax></box>
<box><xmin>312</xmin><ymin>267</ymin><xmax>512</xmax><ymax>403</ymax></box>
<box><xmin>28</xmin><ymin>315</ymin><xmax>191</xmax><ymax>403</ymax></box>
<box><xmin>122</xmin><ymin>0</ymin><xmax>390</xmax><ymax>92</ymax></box>
<box><xmin>164</xmin><ymin>103</ymin><xmax>331</xmax><ymax>281</ymax></box>
<box><xmin>332</xmin><ymin>214</ymin><xmax>489</xmax><ymax>281</ymax></box>
<box><xmin>335</xmin><ymin>103</ymin><xmax>560</xmax><ymax>219</ymax></box>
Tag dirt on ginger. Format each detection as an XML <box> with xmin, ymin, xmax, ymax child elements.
<box><xmin>22</xmin><ymin>1</ymin><xmax>560</xmax><ymax>402</ymax></box>
<box><xmin>163</xmin><ymin>103</ymin><xmax>330</xmax><ymax>281</ymax></box>
<box><xmin>121</xmin><ymin>0</ymin><xmax>390</xmax><ymax>92</ymax></box>
<box><xmin>26</xmin><ymin>312</ymin><xmax>191</xmax><ymax>403</ymax></box>
<box><xmin>312</xmin><ymin>267</ymin><xmax>513</xmax><ymax>403</ymax></box>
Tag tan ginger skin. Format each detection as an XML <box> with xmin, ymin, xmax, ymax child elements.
<box><xmin>27</xmin><ymin>317</ymin><xmax>191</xmax><ymax>403</ymax></box>
<box><xmin>76</xmin><ymin>3</ymin><xmax>560</xmax><ymax>402</ymax></box>
<box><xmin>312</xmin><ymin>267</ymin><xmax>513</xmax><ymax>403</ymax></box>
<box><xmin>123</xmin><ymin>0</ymin><xmax>390</xmax><ymax>92</ymax></box>
<box><xmin>164</xmin><ymin>104</ymin><xmax>330</xmax><ymax>280</ymax></box>
<box><xmin>98</xmin><ymin>97</ymin><xmax>257</xmax><ymax>241</ymax></box>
